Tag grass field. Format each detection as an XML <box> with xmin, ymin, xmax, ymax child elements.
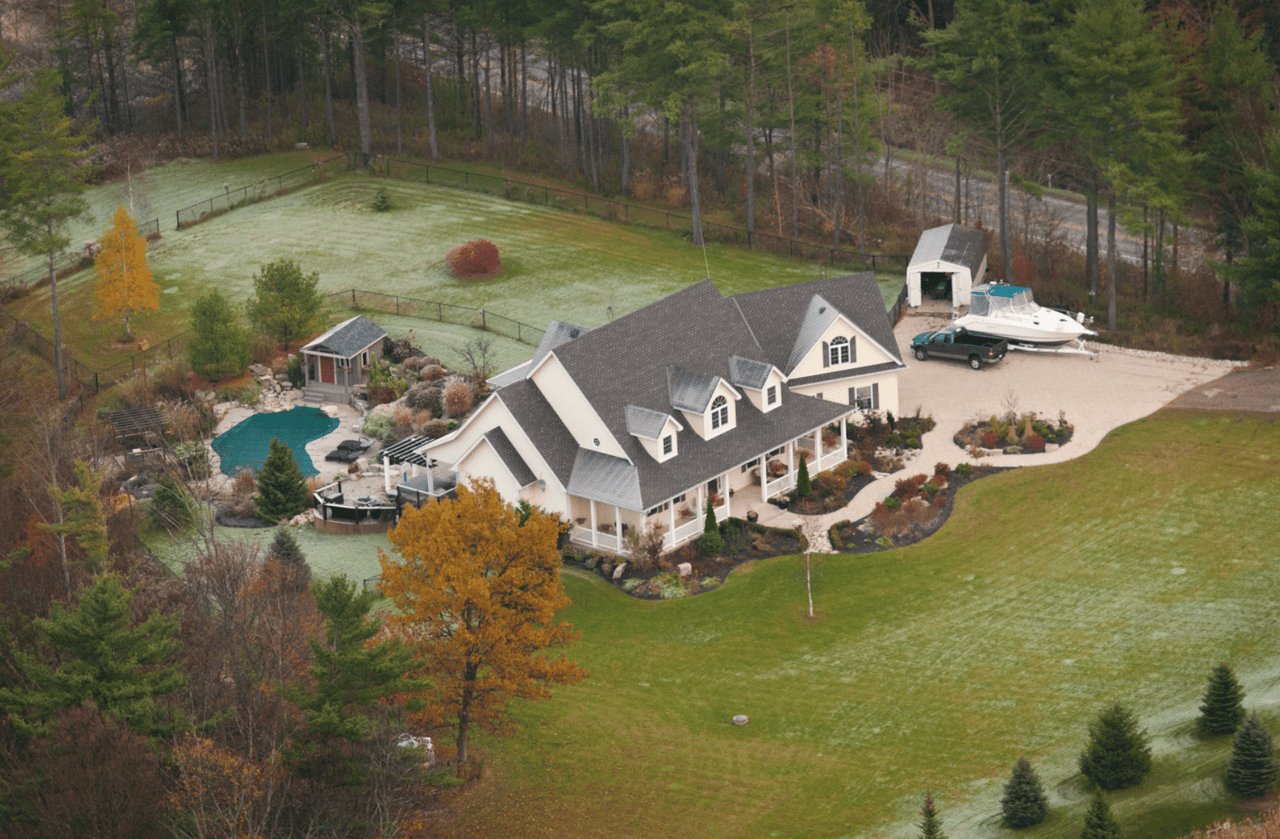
<box><xmin>7</xmin><ymin>154</ymin><xmax>903</xmax><ymax>378</ymax></box>
<box><xmin>441</xmin><ymin>409</ymin><xmax>1280</xmax><ymax>839</ymax></box>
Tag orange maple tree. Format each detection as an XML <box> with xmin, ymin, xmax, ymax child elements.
<box><xmin>94</xmin><ymin>204</ymin><xmax>158</xmax><ymax>339</ymax></box>
<box><xmin>378</xmin><ymin>478</ymin><xmax>587</xmax><ymax>776</ymax></box>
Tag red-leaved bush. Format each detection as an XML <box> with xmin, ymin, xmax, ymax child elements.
<box><xmin>982</xmin><ymin>430</ymin><xmax>999</xmax><ymax>449</ymax></box>
<box><xmin>446</xmin><ymin>239</ymin><xmax>501</xmax><ymax>278</ymax></box>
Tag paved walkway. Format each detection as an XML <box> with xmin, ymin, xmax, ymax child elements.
<box><xmin>738</xmin><ymin>301</ymin><xmax>1237</xmax><ymax>552</ymax></box>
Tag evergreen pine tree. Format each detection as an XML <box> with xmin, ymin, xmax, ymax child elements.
<box><xmin>1080</xmin><ymin>795</ymin><xmax>1121</xmax><ymax>839</ymax></box>
<box><xmin>254</xmin><ymin>438</ymin><xmax>309</xmax><ymax>522</ymax></box>
<box><xmin>1079</xmin><ymin>703</ymin><xmax>1152</xmax><ymax>790</ymax></box>
<box><xmin>698</xmin><ymin>499</ymin><xmax>723</xmax><ymax>556</ymax></box>
<box><xmin>1225</xmin><ymin>713</ymin><xmax>1279</xmax><ymax>798</ymax></box>
<box><xmin>919</xmin><ymin>791</ymin><xmax>946</xmax><ymax>839</ymax></box>
<box><xmin>187</xmin><ymin>288</ymin><xmax>251</xmax><ymax>380</ymax></box>
<box><xmin>1197</xmin><ymin>662</ymin><xmax>1246</xmax><ymax>737</ymax></box>
<box><xmin>1001</xmin><ymin>756</ymin><xmax>1049</xmax><ymax>827</ymax></box>
<box><xmin>796</xmin><ymin>453</ymin><xmax>812</xmax><ymax>497</ymax></box>
<box><xmin>0</xmin><ymin>574</ymin><xmax>187</xmax><ymax>737</ymax></box>
<box><xmin>290</xmin><ymin>574</ymin><xmax>425</xmax><ymax>742</ymax></box>
<box><xmin>269</xmin><ymin>526</ymin><xmax>306</xmax><ymax>566</ymax></box>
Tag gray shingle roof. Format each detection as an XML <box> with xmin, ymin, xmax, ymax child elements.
<box><xmin>625</xmin><ymin>405</ymin><xmax>675</xmax><ymax>441</ymax></box>
<box><xmin>728</xmin><ymin>356</ymin><xmax>774</xmax><ymax>389</ymax></box>
<box><xmin>482</xmin><ymin>427</ymin><xmax>537</xmax><ymax>487</ymax></box>
<box><xmin>302</xmin><ymin>315</ymin><xmax>387</xmax><ymax>358</ymax></box>
<box><xmin>545</xmin><ymin>279</ymin><xmax>854</xmax><ymax>509</ymax></box>
<box><xmin>667</xmin><ymin>368</ymin><xmax>722</xmax><ymax>413</ymax></box>
<box><xmin>732</xmin><ymin>273</ymin><xmax>904</xmax><ymax>374</ymax></box>
<box><xmin>567</xmin><ymin>449</ymin><xmax>643</xmax><ymax>510</ymax></box>
<box><xmin>494</xmin><ymin>379</ymin><xmax>577</xmax><ymax>488</ymax></box>
<box><xmin>786</xmin><ymin>294</ymin><xmax>841</xmax><ymax>374</ymax></box>
<box><xmin>529</xmin><ymin>319</ymin><xmax>590</xmax><ymax>370</ymax></box>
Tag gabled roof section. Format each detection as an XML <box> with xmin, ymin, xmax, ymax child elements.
<box><xmin>382</xmin><ymin>435</ymin><xmax>433</xmax><ymax>466</ymax></box>
<box><xmin>481</xmin><ymin>427</ymin><xmax>537</xmax><ymax>488</ymax></box>
<box><xmin>667</xmin><ymin>368</ymin><xmax>723</xmax><ymax>413</ymax></box>
<box><xmin>785</xmin><ymin>294</ymin><xmax>841</xmax><ymax>374</ymax></box>
<box><xmin>625</xmin><ymin>405</ymin><xmax>679</xmax><ymax>441</ymax></box>
<box><xmin>302</xmin><ymin>315</ymin><xmax>386</xmax><ymax>358</ymax></box>
<box><xmin>529</xmin><ymin>319</ymin><xmax>591</xmax><ymax>370</ymax></box>
<box><xmin>494</xmin><ymin>379</ymin><xmax>577</xmax><ymax>487</ymax></box>
<box><xmin>732</xmin><ymin>273</ymin><xmax>904</xmax><ymax>374</ymax></box>
<box><xmin>909</xmin><ymin>223</ymin><xmax>987</xmax><ymax>273</ymax></box>
<box><xmin>567</xmin><ymin>449</ymin><xmax>643</xmax><ymax>510</ymax></box>
<box><xmin>728</xmin><ymin>356</ymin><xmax>776</xmax><ymax>390</ymax></box>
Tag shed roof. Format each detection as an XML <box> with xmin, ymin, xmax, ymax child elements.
<box><xmin>302</xmin><ymin>315</ymin><xmax>387</xmax><ymax>358</ymax></box>
<box><xmin>908</xmin><ymin>224</ymin><xmax>987</xmax><ymax>274</ymax></box>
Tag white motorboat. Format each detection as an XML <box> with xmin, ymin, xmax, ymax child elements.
<box><xmin>953</xmin><ymin>283</ymin><xmax>1096</xmax><ymax>347</ymax></box>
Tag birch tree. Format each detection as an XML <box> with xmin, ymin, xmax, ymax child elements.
<box><xmin>94</xmin><ymin>205</ymin><xmax>159</xmax><ymax>340</ymax></box>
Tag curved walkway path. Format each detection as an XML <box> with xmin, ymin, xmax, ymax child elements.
<box><xmin>749</xmin><ymin>303</ymin><xmax>1240</xmax><ymax>549</ymax></box>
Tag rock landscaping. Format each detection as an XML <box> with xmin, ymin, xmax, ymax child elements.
<box><xmin>952</xmin><ymin>410</ymin><xmax>1074</xmax><ymax>456</ymax></box>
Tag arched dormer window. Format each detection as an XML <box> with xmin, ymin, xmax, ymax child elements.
<box><xmin>710</xmin><ymin>395</ymin><xmax>729</xmax><ymax>429</ymax></box>
<box><xmin>828</xmin><ymin>335</ymin><xmax>850</xmax><ymax>365</ymax></box>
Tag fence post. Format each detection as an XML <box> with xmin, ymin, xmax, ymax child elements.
<box><xmin>351</xmin><ymin>289</ymin><xmax>357</xmax><ymax>307</ymax></box>
<box><xmin>437</xmin><ymin>302</ymin><xmax>442</xmax><ymax>321</ymax></box>
<box><xmin>395</xmin><ymin>295</ymin><xmax>400</xmax><ymax>315</ymax></box>
<box><xmin>481</xmin><ymin>309</ymin><xmax>486</xmax><ymax>330</ymax></box>
<box><xmin>464</xmin><ymin>172</ymin><xmax>469</xmax><ymax>187</ymax></box>
<box><xmin>517</xmin><ymin>322</ymin><xmax>521</xmax><ymax>342</ymax></box>
<box><xmin>175</xmin><ymin>210</ymin><xmax>180</xmax><ymax>230</ymax></box>
<box><xmin>94</xmin><ymin>372</ymin><xmax>99</xmax><ymax>394</ymax></box>
<box><xmin>544</xmin><ymin>186</ymin><xmax>549</xmax><ymax>204</ymax></box>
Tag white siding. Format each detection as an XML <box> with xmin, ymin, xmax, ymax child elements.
<box><xmin>790</xmin><ymin>315</ymin><xmax>896</xmax><ymax>380</ymax></box>
<box><xmin>530</xmin><ymin>353</ymin><xmax>629</xmax><ymax>459</ymax></box>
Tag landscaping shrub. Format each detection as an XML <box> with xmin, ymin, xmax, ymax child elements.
<box><xmin>421</xmin><ymin>364</ymin><xmax>446</xmax><ymax>382</ymax></box>
<box><xmin>446</xmin><ymin>239</ymin><xmax>502</xmax><ymax>278</ymax></box>
<box><xmin>887</xmin><ymin>432</ymin><xmax>903</xmax><ymax>447</ymax></box>
<box><xmin>250</xmin><ymin>332</ymin><xmax>276</xmax><ymax>364</ymax></box>
<box><xmin>364</xmin><ymin>413</ymin><xmax>395</xmax><ymax>443</ymax></box>
<box><xmin>151</xmin><ymin>476</ymin><xmax>196</xmax><ymax>529</ymax></box>
<box><xmin>796</xmin><ymin>455</ymin><xmax>812</xmax><ymax>497</ymax></box>
<box><xmin>372</xmin><ymin>186</ymin><xmax>392</xmax><ymax>211</ymax></box>
<box><xmin>698</xmin><ymin>501</ymin><xmax>723</xmax><ymax>556</ymax></box>
<box><xmin>905</xmin><ymin>436</ymin><xmax>920</xmax><ymax>449</ymax></box>
<box><xmin>982</xmin><ymin>430</ymin><xmax>999</xmax><ymax>449</ymax></box>
<box><xmin>287</xmin><ymin>355</ymin><xmax>303</xmax><ymax>388</ymax></box>
<box><xmin>405</xmin><ymin>383</ymin><xmax>441</xmax><ymax>414</ymax></box>
<box><xmin>1081</xmin><ymin>796</ymin><xmax>1120</xmax><ymax>839</ymax></box>
<box><xmin>151</xmin><ymin>357</ymin><xmax>193</xmax><ymax>399</ymax></box>
<box><xmin>956</xmin><ymin>462</ymin><xmax>973</xmax><ymax>476</ymax></box>
<box><xmin>422</xmin><ymin>418</ymin><xmax>448</xmax><ymax>439</ymax></box>
<box><xmin>934</xmin><ymin>462</ymin><xmax>952</xmax><ymax>477</ymax></box>
<box><xmin>386</xmin><ymin>336</ymin><xmax>416</xmax><ymax>363</ymax></box>
<box><xmin>443</xmin><ymin>379</ymin><xmax>474</xmax><ymax>418</ymax></box>
<box><xmin>923</xmin><ymin>481</ymin><xmax>939</xmax><ymax>494</ymax></box>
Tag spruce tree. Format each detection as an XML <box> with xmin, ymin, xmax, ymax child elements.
<box><xmin>1225</xmin><ymin>713</ymin><xmax>1279</xmax><ymax>798</ymax></box>
<box><xmin>254</xmin><ymin>438</ymin><xmax>309</xmax><ymax>522</ymax></box>
<box><xmin>1197</xmin><ymin>662</ymin><xmax>1246</xmax><ymax>737</ymax></box>
<box><xmin>1080</xmin><ymin>795</ymin><xmax>1121</xmax><ymax>839</ymax></box>
<box><xmin>0</xmin><ymin>574</ymin><xmax>187</xmax><ymax>737</ymax></box>
<box><xmin>1079</xmin><ymin>703</ymin><xmax>1152</xmax><ymax>790</ymax></box>
<box><xmin>1001</xmin><ymin>756</ymin><xmax>1049</xmax><ymax>827</ymax></box>
<box><xmin>796</xmin><ymin>453</ymin><xmax>812</xmax><ymax>497</ymax></box>
<box><xmin>919</xmin><ymin>791</ymin><xmax>946</xmax><ymax>839</ymax></box>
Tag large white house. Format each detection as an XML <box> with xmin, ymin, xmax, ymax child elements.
<box><xmin>401</xmin><ymin>273</ymin><xmax>905</xmax><ymax>555</ymax></box>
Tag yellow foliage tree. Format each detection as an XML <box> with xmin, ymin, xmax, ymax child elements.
<box><xmin>378</xmin><ymin>478</ymin><xmax>587</xmax><ymax>776</ymax></box>
<box><xmin>94</xmin><ymin>205</ymin><xmax>158</xmax><ymax>339</ymax></box>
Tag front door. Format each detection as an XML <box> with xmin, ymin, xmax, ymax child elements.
<box><xmin>319</xmin><ymin>356</ymin><xmax>335</xmax><ymax>384</ymax></box>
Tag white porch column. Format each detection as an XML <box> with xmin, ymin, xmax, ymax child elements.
<box><xmin>840</xmin><ymin>419</ymin><xmax>848</xmax><ymax>459</ymax></box>
<box><xmin>615</xmin><ymin>507</ymin><xmax>622</xmax><ymax>550</ymax></box>
<box><xmin>722</xmin><ymin>471</ymin><xmax>731</xmax><ymax>519</ymax></box>
<box><xmin>303</xmin><ymin>352</ymin><xmax>310</xmax><ymax>386</ymax></box>
<box><xmin>667</xmin><ymin>502</ymin><xmax>676</xmax><ymax>547</ymax></box>
<box><xmin>383</xmin><ymin>455</ymin><xmax>392</xmax><ymax>494</ymax></box>
<box><xmin>589</xmin><ymin>499</ymin><xmax>598</xmax><ymax>547</ymax></box>
<box><xmin>697</xmin><ymin>484</ymin><xmax>705</xmax><ymax>521</ymax></box>
<box><xmin>426</xmin><ymin>461</ymin><xmax>435</xmax><ymax>495</ymax></box>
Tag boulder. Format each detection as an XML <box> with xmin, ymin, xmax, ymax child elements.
<box><xmin>612</xmin><ymin>562</ymin><xmax>627</xmax><ymax>580</ymax></box>
<box><xmin>677</xmin><ymin>562</ymin><xmax>692</xmax><ymax>577</ymax></box>
<box><xmin>601</xmin><ymin>561</ymin><xmax>614</xmax><ymax>576</ymax></box>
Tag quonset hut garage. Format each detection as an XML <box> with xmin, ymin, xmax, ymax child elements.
<box><xmin>906</xmin><ymin>223</ymin><xmax>988</xmax><ymax>308</ymax></box>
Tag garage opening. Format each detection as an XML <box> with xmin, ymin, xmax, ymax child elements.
<box><xmin>921</xmin><ymin>272</ymin><xmax>952</xmax><ymax>301</ymax></box>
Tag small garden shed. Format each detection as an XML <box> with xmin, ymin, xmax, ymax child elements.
<box><xmin>301</xmin><ymin>315</ymin><xmax>387</xmax><ymax>403</ymax></box>
<box><xmin>906</xmin><ymin>224</ymin><xmax>988</xmax><ymax>308</ymax></box>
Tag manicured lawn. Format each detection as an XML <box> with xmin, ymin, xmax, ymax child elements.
<box><xmin>444</xmin><ymin>410</ymin><xmax>1280</xmax><ymax>839</ymax></box>
<box><xmin>8</xmin><ymin>154</ymin><xmax>903</xmax><ymax>377</ymax></box>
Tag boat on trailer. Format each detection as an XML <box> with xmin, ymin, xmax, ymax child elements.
<box><xmin>953</xmin><ymin>283</ymin><xmax>1096</xmax><ymax>348</ymax></box>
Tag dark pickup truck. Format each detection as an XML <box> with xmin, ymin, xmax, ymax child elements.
<box><xmin>910</xmin><ymin>326</ymin><xmax>1009</xmax><ymax>369</ymax></box>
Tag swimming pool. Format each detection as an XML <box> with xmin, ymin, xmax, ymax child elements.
<box><xmin>211</xmin><ymin>407</ymin><xmax>339</xmax><ymax>476</ymax></box>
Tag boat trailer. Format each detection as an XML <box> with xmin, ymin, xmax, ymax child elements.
<box><xmin>1006</xmin><ymin>339</ymin><xmax>1099</xmax><ymax>359</ymax></box>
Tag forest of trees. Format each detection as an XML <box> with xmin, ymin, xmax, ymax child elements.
<box><xmin>2</xmin><ymin>0</ymin><xmax>1279</xmax><ymax>335</ymax></box>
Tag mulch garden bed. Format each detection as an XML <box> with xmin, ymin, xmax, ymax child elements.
<box><xmin>953</xmin><ymin>411</ymin><xmax>1075</xmax><ymax>455</ymax></box>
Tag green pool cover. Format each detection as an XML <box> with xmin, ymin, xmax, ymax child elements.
<box><xmin>211</xmin><ymin>407</ymin><xmax>339</xmax><ymax>476</ymax></box>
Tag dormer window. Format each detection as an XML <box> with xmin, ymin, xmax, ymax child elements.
<box><xmin>829</xmin><ymin>336</ymin><xmax>850</xmax><ymax>365</ymax></box>
<box><xmin>710</xmin><ymin>396</ymin><xmax>729</xmax><ymax>429</ymax></box>
<box><xmin>767</xmin><ymin>385</ymin><xmax>778</xmax><ymax>406</ymax></box>
<box><xmin>662</xmin><ymin>434</ymin><xmax>673</xmax><ymax>455</ymax></box>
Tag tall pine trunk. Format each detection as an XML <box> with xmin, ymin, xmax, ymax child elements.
<box><xmin>424</xmin><ymin>15</ymin><xmax>438</xmax><ymax>161</ymax></box>
<box><xmin>1107</xmin><ymin>191</ymin><xmax>1117</xmax><ymax>331</ymax></box>
<box><xmin>351</xmin><ymin>10</ymin><xmax>373</xmax><ymax>161</ymax></box>
<box><xmin>684</xmin><ymin>107</ymin><xmax>704</xmax><ymax>247</ymax></box>
<box><xmin>321</xmin><ymin>23</ymin><xmax>337</xmax><ymax>147</ymax></box>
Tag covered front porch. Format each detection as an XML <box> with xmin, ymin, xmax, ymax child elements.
<box><xmin>749</xmin><ymin>422</ymin><xmax>847</xmax><ymax>501</ymax></box>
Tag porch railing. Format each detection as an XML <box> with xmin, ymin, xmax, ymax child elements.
<box><xmin>668</xmin><ymin>518</ymin><xmax>703</xmax><ymax>548</ymax></box>
<box><xmin>569</xmin><ymin>525</ymin><xmax>624</xmax><ymax>554</ymax></box>
<box><xmin>764</xmin><ymin>471</ymin><xmax>796</xmax><ymax>499</ymax></box>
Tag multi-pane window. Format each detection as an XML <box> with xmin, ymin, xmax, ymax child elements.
<box><xmin>710</xmin><ymin>395</ymin><xmax>729</xmax><ymax>429</ymax></box>
<box><xmin>828</xmin><ymin>336</ymin><xmax>850</xmax><ymax>365</ymax></box>
<box><xmin>855</xmin><ymin>385</ymin><xmax>874</xmax><ymax>409</ymax></box>
<box><xmin>662</xmin><ymin>435</ymin><xmax>673</xmax><ymax>455</ymax></box>
<box><xmin>766</xmin><ymin>385</ymin><xmax>777</xmax><ymax>405</ymax></box>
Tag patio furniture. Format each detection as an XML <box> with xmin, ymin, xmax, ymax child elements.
<box><xmin>337</xmin><ymin>438</ymin><xmax>370</xmax><ymax>452</ymax></box>
<box><xmin>324</xmin><ymin>448</ymin><xmax>362</xmax><ymax>464</ymax></box>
